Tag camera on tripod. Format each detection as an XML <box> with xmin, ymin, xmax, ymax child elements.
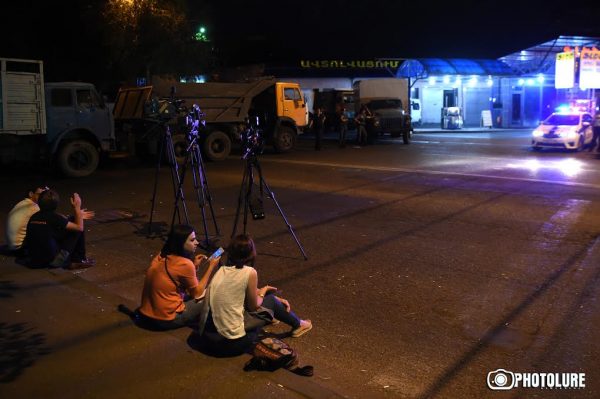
<box><xmin>241</xmin><ymin>115</ymin><xmax>264</xmax><ymax>160</ymax></box>
<box><xmin>147</xmin><ymin>97</ymin><xmax>187</xmax><ymax>122</ymax></box>
<box><xmin>186</xmin><ymin>104</ymin><xmax>207</xmax><ymax>141</ymax></box>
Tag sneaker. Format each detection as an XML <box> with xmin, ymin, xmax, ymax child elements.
<box><xmin>67</xmin><ymin>257</ymin><xmax>96</xmax><ymax>270</ymax></box>
<box><xmin>291</xmin><ymin>319</ymin><xmax>312</xmax><ymax>338</ymax></box>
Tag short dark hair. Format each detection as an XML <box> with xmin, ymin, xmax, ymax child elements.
<box><xmin>161</xmin><ymin>224</ymin><xmax>195</xmax><ymax>259</ymax></box>
<box><xmin>227</xmin><ymin>234</ymin><xmax>256</xmax><ymax>268</ymax></box>
<box><xmin>27</xmin><ymin>184</ymin><xmax>49</xmax><ymax>198</ymax></box>
<box><xmin>38</xmin><ymin>189</ymin><xmax>59</xmax><ymax>211</ymax></box>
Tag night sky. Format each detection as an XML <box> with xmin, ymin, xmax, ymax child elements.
<box><xmin>1</xmin><ymin>0</ymin><xmax>599</xmax><ymax>85</ymax></box>
<box><xmin>200</xmin><ymin>0</ymin><xmax>600</xmax><ymax>62</ymax></box>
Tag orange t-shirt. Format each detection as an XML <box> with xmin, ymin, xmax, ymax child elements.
<box><xmin>139</xmin><ymin>255</ymin><xmax>198</xmax><ymax>321</ymax></box>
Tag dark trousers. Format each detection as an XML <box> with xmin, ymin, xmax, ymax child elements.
<box><xmin>590</xmin><ymin>127</ymin><xmax>600</xmax><ymax>152</ymax></box>
<box><xmin>339</xmin><ymin>124</ymin><xmax>348</xmax><ymax>146</ymax></box>
<box><xmin>60</xmin><ymin>230</ymin><xmax>86</xmax><ymax>261</ymax></box>
<box><xmin>315</xmin><ymin>128</ymin><xmax>324</xmax><ymax>150</ymax></box>
<box><xmin>356</xmin><ymin>125</ymin><xmax>368</xmax><ymax>145</ymax></box>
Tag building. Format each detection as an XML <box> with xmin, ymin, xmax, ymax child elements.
<box><xmin>266</xmin><ymin>36</ymin><xmax>600</xmax><ymax>128</ymax></box>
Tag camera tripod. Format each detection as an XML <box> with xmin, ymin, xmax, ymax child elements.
<box><xmin>231</xmin><ymin>153</ymin><xmax>308</xmax><ymax>260</ymax></box>
<box><xmin>147</xmin><ymin>122</ymin><xmax>220</xmax><ymax>249</ymax></box>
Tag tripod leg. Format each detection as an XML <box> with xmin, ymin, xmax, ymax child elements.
<box><xmin>258</xmin><ymin>168</ymin><xmax>308</xmax><ymax>260</ymax></box>
<box><xmin>169</xmin><ymin>136</ymin><xmax>191</xmax><ymax>228</ymax></box>
<box><xmin>190</xmin><ymin>148</ymin><xmax>211</xmax><ymax>248</ymax></box>
<box><xmin>231</xmin><ymin>163</ymin><xmax>250</xmax><ymax>239</ymax></box>
<box><xmin>242</xmin><ymin>164</ymin><xmax>254</xmax><ymax>235</ymax></box>
<box><xmin>194</xmin><ymin>146</ymin><xmax>221</xmax><ymax>236</ymax></box>
<box><xmin>148</xmin><ymin>126</ymin><xmax>166</xmax><ymax>235</ymax></box>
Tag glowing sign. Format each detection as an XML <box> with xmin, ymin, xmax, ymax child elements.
<box><xmin>555</xmin><ymin>51</ymin><xmax>575</xmax><ymax>89</ymax></box>
<box><xmin>579</xmin><ymin>47</ymin><xmax>600</xmax><ymax>89</ymax></box>
<box><xmin>300</xmin><ymin>60</ymin><xmax>401</xmax><ymax>68</ymax></box>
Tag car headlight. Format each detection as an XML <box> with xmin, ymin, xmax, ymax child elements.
<box><xmin>566</xmin><ymin>129</ymin><xmax>578</xmax><ymax>139</ymax></box>
<box><xmin>532</xmin><ymin>129</ymin><xmax>544</xmax><ymax>137</ymax></box>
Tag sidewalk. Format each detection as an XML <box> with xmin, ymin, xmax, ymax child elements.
<box><xmin>414</xmin><ymin>127</ymin><xmax>531</xmax><ymax>133</ymax></box>
<box><xmin>0</xmin><ymin>259</ymin><xmax>344</xmax><ymax>399</ymax></box>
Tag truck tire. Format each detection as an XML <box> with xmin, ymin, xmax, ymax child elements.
<box><xmin>273</xmin><ymin>126</ymin><xmax>296</xmax><ymax>153</ymax></box>
<box><xmin>57</xmin><ymin>140</ymin><xmax>99</xmax><ymax>177</ymax></box>
<box><xmin>203</xmin><ymin>130</ymin><xmax>231</xmax><ymax>161</ymax></box>
<box><xmin>171</xmin><ymin>134</ymin><xmax>188</xmax><ymax>165</ymax></box>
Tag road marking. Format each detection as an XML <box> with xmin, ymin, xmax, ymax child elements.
<box><xmin>261</xmin><ymin>158</ymin><xmax>600</xmax><ymax>190</ymax></box>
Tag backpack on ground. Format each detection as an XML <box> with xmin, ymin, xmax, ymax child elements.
<box><xmin>243</xmin><ymin>337</ymin><xmax>313</xmax><ymax>377</ymax></box>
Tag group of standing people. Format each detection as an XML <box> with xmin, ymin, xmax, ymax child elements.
<box><xmin>138</xmin><ymin>225</ymin><xmax>312</xmax><ymax>357</ymax></box>
<box><xmin>312</xmin><ymin>104</ymin><xmax>372</xmax><ymax>150</ymax></box>
<box><xmin>4</xmin><ymin>185</ymin><xmax>95</xmax><ymax>269</ymax></box>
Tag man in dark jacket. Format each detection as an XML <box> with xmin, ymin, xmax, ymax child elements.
<box><xmin>25</xmin><ymin>190</ymin><xmax>95</xmax><ymax>269</ymax></box>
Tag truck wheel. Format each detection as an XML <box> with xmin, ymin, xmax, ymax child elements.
<box><xmin>203</xmin><ymin>130</ymin><xmax>231</xmax><ymax>161</ymax></box>
<box><xmin>58</xmin><ymin>140</ymin><xmax>99</xmax><ymax>177</ymax></box>
<box><xmin>403</xmin><ymin>129</ymin><xmax>412</xmax><ymax>145</ymax></box>
<box><xmin>274</xmin><ymin>126</ymin><xmax>296</xmax><ymax>153</ymax></box>
<box><xmin>171</xmin><ymin>134</ymin><xmax>188</xmax><ymax>165</ymax></box>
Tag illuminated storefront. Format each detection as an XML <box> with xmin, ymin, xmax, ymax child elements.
<box><xmin>267</xmin><ymin>36</ymin><xmax>600</xmax><ymax>128</ymax></box>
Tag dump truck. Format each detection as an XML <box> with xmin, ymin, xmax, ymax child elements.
<box><xmin>114</xmin><ymin>77</ymin><xmax>309</xmax><ymax>161</ymax></box>
<box><xmin>353</xmin><ymin>78</ymin><xmax>413</xmax><ymax>144</ymax></box>
<box><xmin>0</xmin><ymin>57</ymin><xmax>115</xmax><ymax>177</ymax></box>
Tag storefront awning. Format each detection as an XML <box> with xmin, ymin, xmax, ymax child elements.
<box><xmin>396</xmin><ymin>58</ymin><xmax>514</xmax><ymax>78</ymax></box>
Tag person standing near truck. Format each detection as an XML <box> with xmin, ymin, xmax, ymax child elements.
<box><xmin>314</xmin><ymin>107</ymin><xmax>326</xmax><ymax>151</ymax></box>
<box><xmin>338</xmin><ymin>106</ymin><xmax>349</xmax><ymax>148</ymax></box>
<box><xmin>354</xmin><ymin>105</ymin><xmax>370</xmax><ymax>147</ymax></box>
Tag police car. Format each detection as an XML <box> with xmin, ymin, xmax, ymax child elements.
<box><xmin>532</xmin><ymin>112</ymin><xmax>594</xmax><ymax>151</ymax></box>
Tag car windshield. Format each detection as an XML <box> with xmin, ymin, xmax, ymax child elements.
<box><xmin>543</xmin><ymin>114</ymin><xmax>580</xmax><ymax>126</ymax></box>
<box><xmin>368</xmin><ymin>99</ymin><xmax>403</xmax><ymax>110</ymax></box>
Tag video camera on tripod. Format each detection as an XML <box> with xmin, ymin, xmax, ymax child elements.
<box><xmin>241</xmin><ymin>115</ymin><xmax>264</xmax><ymax>160</ymax></box>
<box><xmin>185</xmin><ymin>104</ymin><xmax>207</xmax><ymax>142</ymax></box>
<box><xmin>145</xmin><ymin>97</ymin><xmax>187</xmax><ymax>122</ymax></box>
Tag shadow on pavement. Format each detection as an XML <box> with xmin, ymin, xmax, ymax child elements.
<box><xmin>0</xmin><ymin>322</ymin><xmax>50</xmax><ymax>383</ymax></box>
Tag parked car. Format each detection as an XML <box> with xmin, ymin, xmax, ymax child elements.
<box><xmin>531</xmin><ymin>112</ymin><xmax>594</xmax><ymax>151</ymax></box>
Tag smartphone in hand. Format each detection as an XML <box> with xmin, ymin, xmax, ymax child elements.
<box><xmin>208</xmin><ymin>247</ymin><xmax>224</xmax><ymax>260</ymax></box>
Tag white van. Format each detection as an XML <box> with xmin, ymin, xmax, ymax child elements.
<box><xmin>411</xmin><ymin>99</ymin><xmax>422</xmax><ymax>126</ymax></box>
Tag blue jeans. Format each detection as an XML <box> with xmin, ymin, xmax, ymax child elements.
<box><xmin>260</xmin><ymin>294</ymin><xmax>300</xmax><ymax>329</ymax></box>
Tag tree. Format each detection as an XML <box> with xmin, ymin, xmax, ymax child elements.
<box><xmin>102</xmin><ymin>0</ymin><xmax>213</xmax><ymax>84</ymax></box>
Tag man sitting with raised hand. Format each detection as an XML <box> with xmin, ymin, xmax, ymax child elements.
<box><xmin>24</xmin><ymin>189</ymin><xmax>95</xmax><ymax>269</ymax></box>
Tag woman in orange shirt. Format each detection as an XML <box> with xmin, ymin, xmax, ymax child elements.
<box><xmin>139</xmin><ymin>224</ymin><xmax>220</xmax><ymax>330</ymax></box>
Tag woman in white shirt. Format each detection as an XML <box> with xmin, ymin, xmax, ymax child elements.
<box><xmin>200</xmin><ymin>234</ymin><xmax>312</xmax><ymax>356</ymax></box>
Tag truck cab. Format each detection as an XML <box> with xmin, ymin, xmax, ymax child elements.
<box><xmin>277</xmin><ymin>82</ymin><xmax>309</xmax><ymax>128</ymax></box>
<box><xmin>45</xmin><ymin>82</ymin><xmax>115</xmax><ymax>177</ymax></box>
<box><xmin>0</xmin><ymin>58</ymin><xmax>114</xmax><ymax>177</ymax></box>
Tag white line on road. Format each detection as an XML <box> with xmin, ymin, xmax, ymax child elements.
<box><xmin>261</xmin><ymin>158</ymin><xmax>600</xmax><ymax>190</ymax></box>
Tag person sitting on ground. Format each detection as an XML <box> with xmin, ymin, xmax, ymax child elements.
<box><xmin>24</xmin><ymin>190</ymin><xmax>95</xmax><ymax>269</ymax></box>
<box><xmin>4</xmin><ymin>185</ymin><xmax>49</xmax><ymax>255</ymax></box>
<box><xmin>197</xmin><ymin>234</ymin><xmax>312</xmax><ymax>357</ymax></box>
<box><xmin>138</xmin><ymin>224</ymin><xmax>221</xmax><ymax>330</ymax></box>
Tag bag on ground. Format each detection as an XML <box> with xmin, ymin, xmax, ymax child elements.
<box><xmin>243</xmin><ymin>337</ymin><xmax>313</xmax><ymax>376</ymax></box>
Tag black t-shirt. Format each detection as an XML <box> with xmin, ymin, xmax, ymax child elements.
<box><xmin>25</xmin><ymin>210</ymin><xmax>68</xmax><ymax>266</ymax></box>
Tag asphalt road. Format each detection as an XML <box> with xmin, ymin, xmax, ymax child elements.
<box><xmin>2</xmin><ymin>129</ymin><xmax>599</xmax><ymax>398</ymax></box>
